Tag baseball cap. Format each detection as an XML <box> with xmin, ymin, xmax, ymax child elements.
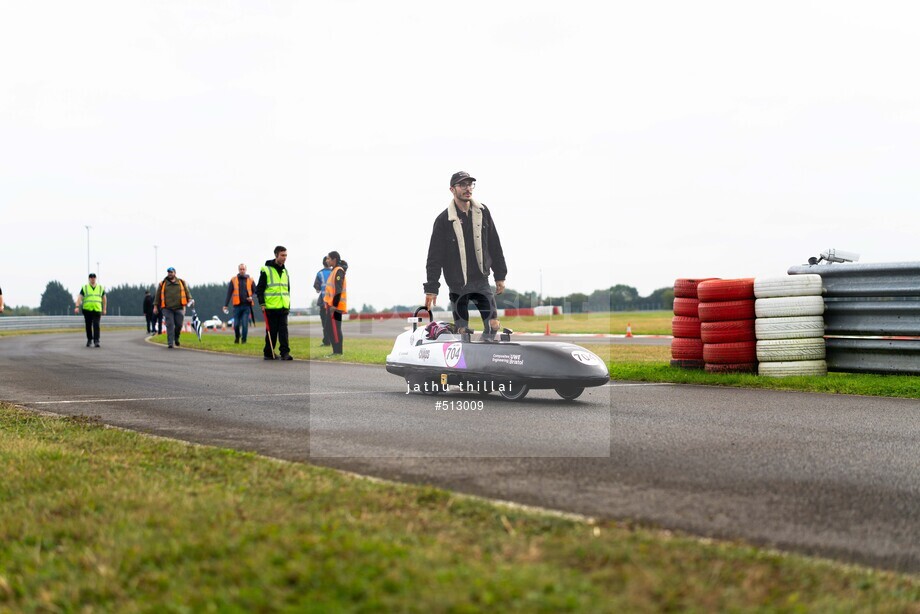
<box><xmin>166</xmin><ymin>267</ymin><xmax>176</xmax><ymax>272</ymax></box>
<box><xmin>450</xmin><ymin>171</ymin><xmax>476</xmax><ymax>187</ymax></box>
<box><xmin>88</xmin><ymin>273</ymin><xmax>96</xmax><ymax>278</ymax></box>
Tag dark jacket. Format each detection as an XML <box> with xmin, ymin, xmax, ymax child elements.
<box><xmin>424</xmin><ymin>200</ymin><xmax>507</xmax><ymax>295</ymax></box>
<box><xmin>142</xmin><ymin>294</ymin><xmax>155</xmax><ymax>316</ymax></box>
<box><xmin>256</xmin><ymin>259</ymin><xmax>289</xmax><ymax>312</ymax></box>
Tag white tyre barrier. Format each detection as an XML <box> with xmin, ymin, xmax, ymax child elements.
<box><xmin>756</xmin><ymin>338</ymin><xmax>826</xmax><ymax>361</ymax></box>
<box><xmin>753</xmin><ymin>274</ymin><xmax>823</xmax><ymax>298</ymax></box>
<box><xmin>758</xmin><ymin>359</ymin><xmax>828</xmax><ymax>377</ymax></box>
<box><xmin>755</xmin><ymin>295</ymin><xmax>825</xmax><ymax>318</ymax></box>
<box><xmin>755</xmin><ymin>316</ymin><xmax>825</xmax><ymax>340</ymax></box>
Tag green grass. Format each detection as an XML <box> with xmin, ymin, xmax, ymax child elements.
<box><xmin>0</xmin><ymin>328</ymin><xmax>85</xmax><ymax>337</ymax></box>
<box><xmin>1</xmin><ymin>403</ymin><xmax>917</xmax><ymax>611</ymax></box>
<box><xmin>500</xmin><ymin>311</ymin><xmax>671</xmax><ymax>335</ymax></box>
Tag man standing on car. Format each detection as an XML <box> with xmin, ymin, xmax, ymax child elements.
<box><xmin>322</xmin><ymin>251</ymin><xmax>348</xmax><ymax>356</ymax></box>
<box><xmin>154</xmin><ymin>267</ymin><xmax>194</xmax><ymax>349</ymax></box>
<box><xmin>222</xmin><ymin>263</ymin><xmax>256</xmax><ymax>344</ymax></box>
<box><xmin>424</xmin><ymin>171</ymin><xmax>507</xmax><ymax>338</ymax></box>
<box><xmin>74</xmin><ymin>273</ymin><xmax>106</xmax><ymax>347</ymax></box>
<box><xmin>256</xmin><ymin>246</ymin><xmax>292</xmax><ymax>360</ymax></box>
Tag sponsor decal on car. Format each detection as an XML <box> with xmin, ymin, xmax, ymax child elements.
<box><xmin>443</xmin><ymin>342</ymin><xmax>466</xmax><ymax>369</ymax></box>
<box><xmin>491</xmin><ymin>353</ymin><xmax>523</xmax><ymax>366</ymax></box>
<box><xmin>571</xmin><ymin>350</ymin><xmax>600</xmax><ymax>366</ymax></box>
<box><xmin>418</xmin><ymin>348</ymin><xmax>430</xmax><ymax>360</ymax></box>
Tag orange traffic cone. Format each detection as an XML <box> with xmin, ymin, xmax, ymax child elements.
<box><xmin>625</xmin><ymin>322</ymin><xmax>633</xmax><ymax>338</ymax></box>
<box><xmin>545</xmin><ymin>322</ymin><xmax>551</xmax><ymax>336</ymax></box>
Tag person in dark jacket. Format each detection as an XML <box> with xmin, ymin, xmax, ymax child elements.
<box><xmin>256</xmin><ymin>246</ymin><xmax>292</xmax><ymax>360</ymax></box>
<box><xmin>313</xmin><ymin>256</ymin><xmax>332</xmax><ymax>346</ymax></box>
<box><xmin>322</xmin><ymin>251</ymin><xmax>348</xmax><ymax>356</ymax></box>
<box><xmin>142</xmin><ymin>290</ymin><xmax>156</xmax><ymax>334</ymax></box>
<box><xmin>424</xmin><ymin>171</ymin><xmax>507</xmax><ymax>337</ymax></box>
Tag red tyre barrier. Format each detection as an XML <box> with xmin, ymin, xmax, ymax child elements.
<box><xmin>673</xmin><ymin>297</ymin><xmax>700</xmax><ymax>318</ymax></box>
<box><xmin>670</xmin><ymin>359</ymin><xmax>704</xmax><ymax>370</ymax></box>
<box><xmin>697</xmin><ymin>278</ymin><xmax>755</xmax><ymax>302</ymax></box>
<box><xmin>705</xmin><ymin>362</ymin><xmax>757</xmax><ymax>374</ymax></box>
<box><xmin>671</xmin><ymin>316</ymin><xmax>701</xmax><ymax>338</ymax></box>
<box><xmin>700</xmin><ymin>319</ymin><xmax>755</xmax><ymax>344</ymax></box>
<box><xmin>703</xmin><ymin>341</ymin><xmax>756</xmax><ymax>364</ymax></box>
<box><xmin>674</xmin><ymin>278</ymin><xmax>719</xmax><ymax>299</ymax></box>
<box><xmin>671</xmin><ymin>337</ymin><xmax>704</xmax><ymax>360</ymax></box>
<box><xmin>698</xmin><ymin>299</ymin><xmax>755</xmax><ymax>322</ymax></box>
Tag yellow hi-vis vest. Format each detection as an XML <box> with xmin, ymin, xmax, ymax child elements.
<box><xmin>324</xmin><ymin>266</ymin><xmax>347</xmax><ymax>312</ymax></box>
<box><xmin>82</xmin><ymin>284</ymin><xmax>104</xmax><ymax>312</ymax></box>
<box><xmin>261</xmin><ymin>265</ymin><xmax>290</xmax><ymax>309</ymax></box>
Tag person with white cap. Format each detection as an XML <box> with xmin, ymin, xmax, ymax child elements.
<box><xmin>154</xmin><ymin>267</ymin><xmax>194</xmax><ymax>349</ymax></box>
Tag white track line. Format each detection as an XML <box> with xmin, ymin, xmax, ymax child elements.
<box><xmin>19</xmin><ymin>391</ymin><xmax>392</xmax><ymax>405</ymax></box>
<box><xmin>605</xmin><ymin>382</ymin><xmax>676</xmax><ymax>387</ymax></box>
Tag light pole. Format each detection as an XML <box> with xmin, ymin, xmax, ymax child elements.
<box><xmin>96</xmin><ymin>261</ymin><xmax>100</xmax><ymax>277</ymax></box>
<box><xmin>85</xmin><ymin>225</ymin><xmax>91</xmax><ymax>275</ymax></box>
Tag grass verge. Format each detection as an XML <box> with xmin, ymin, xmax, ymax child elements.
<box><xmin>0</xmin><ymin>328</ymin><xmax>85</xmax><ymax>337</ymax></box>
<box><xmin>156</xmin><ymin>334</ymin><xmax>920</xmax><ymax>399</ymax></box>
<box><xmin>1</xmin><ymin>403</ymin><xmax>917</xmax><ymax>611</ymax></box>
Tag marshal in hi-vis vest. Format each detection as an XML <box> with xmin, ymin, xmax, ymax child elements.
<box><xmin>261</xmin><ymin>265</ymin><xmax>290</xmax><ymax>310</ymax></box>
<box><xmin>231</xmin><ymin>276</ymin><xmax>254</xmax><ymax>306</ymax></box>
<box><xmin>81</xmin><ymin>284</ymin><xmax>104</xmax><ymax>312</ymax></box>
<box><xmin>323</xmin><ymin>266</ymin><xmax>347</xmax><ymax>312</ymax></box>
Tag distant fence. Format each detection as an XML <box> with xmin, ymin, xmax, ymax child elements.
<box><xmin>0</xmin><ymin>316</ymin><xmax>146</xmax><ymax>331</ymax></box>
<box><xmin>789</xmin><ymin>262</ymin><xmax>920</xmax><ymax>375</ymax></box>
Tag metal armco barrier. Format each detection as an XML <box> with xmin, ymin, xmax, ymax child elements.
<box><xmin>0</xmin><ymin>316</ymin><xmax>146</xmax><ymax>331</ymax></box>
<box><xmin>789</xmin><ymin>262</ymin><xmax>920</xmax><ymax>375</ymax></box>
<box><xmin>825</xmin><ymin>338</ymin><xmax>920</xmax><ymax>375</ymax></box>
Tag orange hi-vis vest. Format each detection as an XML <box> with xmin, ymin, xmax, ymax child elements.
<box><xmin>323</xmin><ymin>265</ymin><xmax>347</xmax><ymax>312</ymax></box>
<box><xmin>231</xmin><ymin>275</ymin><xmax>254</xmax><ymax>306</ymax></box>
<box><xmin>158</xmin><ymin>278</ymin><xmax>188</xmax><ymax>308</ymax></box>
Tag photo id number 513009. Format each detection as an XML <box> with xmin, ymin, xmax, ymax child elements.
<box><xmin>435</xmin><ymin>400</ymin><xmax>483</xmax><ymax>411</ymax></box>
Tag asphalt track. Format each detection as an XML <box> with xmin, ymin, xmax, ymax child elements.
<box><xmin>1</xmin><ymin>330</ymin><xmax>918</xmax><ymax>572</ymax></box>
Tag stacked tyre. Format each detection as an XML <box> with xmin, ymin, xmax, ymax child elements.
<box><xmin>671</xmin><ymin>278</ymin><xmax>716</xmax><ymax>369</ymax></box>
<box><xmin>697</xmin><ymin>279</ymin><xmax>757</xmax><ymax>374</ymax></box>
<box><xmin>754</xmin><ymin>275</ymin><xmax>827</xmax><ymax>377</ymax></box>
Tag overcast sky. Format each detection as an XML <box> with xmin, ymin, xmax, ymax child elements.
<box><xmin>2</xmin><ymin>2</ymin><xmax>919</xmax><ymax>310</ymax></box>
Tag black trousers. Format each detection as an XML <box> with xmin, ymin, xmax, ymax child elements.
<box><xmin>145</xmin><ymin>312</ymin><xmax>157</xmax><ymax>333</ymax></box>
<box><xmin>323</xmin><ymin>306</ymin><xmax>344</xmax><ymax>354</ymax></box>
<box><xmin>83</xmin><ymin>310</ymin><xmax>101</xmax><ymax>343</ymax></box>
<box><xmin>449</xmin><ymin>290</ymin><xmax>498</xmax><ymax>333</ymax></box>
<box><xmin>263</xmin><ymin>309</ymin><xmax>290</xmax><ymax>358</ymax></box>
<box><xmin>318</xmin><ymin>300</ymin><xmax>330</xmax><ymax>344</ymax></box>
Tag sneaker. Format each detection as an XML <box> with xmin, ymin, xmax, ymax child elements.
<box><xmin>168</xmin><ymin>345</ymin><xmax>174</xmax><ymax>349</ymax></box>
<box><xmin>86</xmin><ymin>341</ymin><xmax>92</xmax><ymax>347</ymax></box>
<box><xmin>234</xmin><ymin>338</ymin><xmax>240</xmax><ymax>344</ymax></box>
<box><xmin>94</xmin><ymin>343</ymin><xmax>100</xmax><ymax>348</ymax></box>
<box><xmin>175</xmin><ymin>340</ymin><xmax>180</xmax><ymax>347</ymax></box>
<box><xmin>241</xmin><ymin>340</ymin><xmax>247</xmax><ymax>344</ymax></box>
<box><xmin>280</xmin><ymin>354</ymin><xmax>293</xmax><ymax>361</ymax></box>
<box><xmin>264</xmin><ymin>355</ymin><xmax>276</xmax><ymax>360</ymax></box>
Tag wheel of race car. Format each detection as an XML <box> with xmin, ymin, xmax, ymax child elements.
<box><xmin>670</xmin><ymin>359</ymin><xmax>704</xmax><ymax>370</ymax></box>
<box><xmin>671</xmin><ymin>337</ymin><xmax>704</xmax><ymax>360</ymax></box>
<box><xmin>754</xmin><ymin>316</ymin><xmax>825</xmax><ymax>340</ymax></box>
<box><xmin>499</xmin><ymin>382</ymin><xmax>530</xmax><ymax>401</ymax></box>
<box><xmin>673</xmin><ymin>297</ymin><xmax>700</xmax><ymax>317</ymax></box>
<box><xmin>671</xmin><ymin>316</ymin><xmax>701</xmax><ymax>338</ymax></box>
<box><xmin>758</xmin><ymin>360</ymin><xmax>828</xmax><ymax>377</ymax></box>
<box><xmin>700</xmin><ymin>319</ymin><xmax>755</xmax><ymax>344</ymax></box>
<box><xmin>703</xmin><ymin>341</ymin><xmax>756</xmax><ymax>364</ymax></box>
<box><xmin>754</xmin><ymin>274</ymin><xmax>823</xmax><ymax>299</ymax></box>
<box><xmin>755</xmin><ymin>296</ymin><xmax>825</xmax><ymax>318</ymax></box>
<box><xmin>756</xmin><ymin>338</ymin><xmax>826</xmax><ymax>361</ymax></box>
<box><xmin>674</xmin><ymin>278</ymin><xmax>719</xmax><ymax>299</ymax></box>
<box><xmin>698</xmin><ymin>299</ymin><xmax>755</xmax><ymax>323</ymax></box>
<box><xmin>697</xmin><ymin>278</ymin><xmax>755</xmax><ymax>301</ymax></box>
<box><xmin>705</xmin><ymin>362</ymin><xmax>757</xmax><ymax>374</ymax></box>
<box><xmin>555</xmin><ymin>386</ymin><xmax>584</xmax><ymax>401</ymax></box>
